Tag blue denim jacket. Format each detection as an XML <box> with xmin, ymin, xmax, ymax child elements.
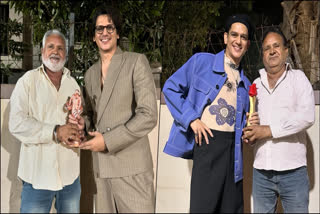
<box><xmin>162</xmin><ymin>50</ymin><xmax>251</xmax><ymax>182</ymax></box>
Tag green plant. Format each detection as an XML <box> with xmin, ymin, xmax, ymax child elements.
<box><xmin>0</xmin><ymin>62</ymin><xmax>13</xmax><ymax>82</ymax></box>
<box><xmin>0</xmin><ymin>17</ymin><xmax>26</xmax><ymax>83</ymax></box>
<box><xmin>161</xmin><ymin>1</ymin><xmax>223</xmax><ymax>86</ymax></box>
<box><xmin>119</xmin><ymin>0</ymin><xmax>165</xmax><ymax>64</ymax></box>
<box><xmin>10</xmin><ymin>1</ymin><xmax>71</xmax><ymax>45</ymax></box>
<box><xmin>8</xmin><ymin>0</ymin><xmax>165</xmax><ymax>85</ymax></box>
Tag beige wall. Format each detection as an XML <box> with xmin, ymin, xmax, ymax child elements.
<box><xmin>155</xmin><ymin>104</ymin><xmax>192</xmax><ymax>213</ymax></box>
<box><xmin>1</xmin><ymin>99</ymin><xmax>21</xmax><ymax>213</ymax></box>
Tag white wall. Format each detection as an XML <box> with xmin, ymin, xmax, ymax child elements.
<box><xmin>155</xmin><ymin>106</ymin><xmax>192</xmax><ymax>213</ymax></box>
<box><xmin>1</xmin><ymin>99</ymin><xmax>21</xmax><ymax>213</ymax></box>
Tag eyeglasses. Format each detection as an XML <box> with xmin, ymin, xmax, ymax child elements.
<box><xmin>95</xmin><ymin>25</ymin><xmax>116</xmax><ymax>34</ymax></box>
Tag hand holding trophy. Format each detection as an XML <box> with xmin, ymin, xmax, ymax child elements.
<box><xmin>64</xmin><ymin>89</ymin><xmax>84</xmax><ymax>147</ymax></box>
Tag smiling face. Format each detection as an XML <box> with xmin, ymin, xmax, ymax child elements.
<box><xmin>262</xmin><ymin>32</ymin><xmax>288</xmax><ymax>74</ymax></box>
<box><xmin>41</xmin><ymin>34</ymin><xmax>66</xmax><ymax>72</ymax></box>
<box><xmin>224</xmin><ymin>22</ymin><xmax>250</xmax><ymax>65</ymax></box>
<box><xmin>93</xmin><ymin>14</ymin><xmax>119</xmax><ymax>54</ymax></box>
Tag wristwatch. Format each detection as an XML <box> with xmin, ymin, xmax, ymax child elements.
<box><xmin>53</xmin><ymin>125</ymin><xmax>60</xmax><ymax>144</ymax></box>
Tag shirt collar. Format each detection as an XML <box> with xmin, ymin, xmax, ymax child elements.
<box><xmin>259</xmin><ymin>63</ymin><xmax>290</xmax><ymax>93</ymax></box>
<box><xmin>259</xmin><ymin>62</ymin><xmax>290</xmax><ymax>78</ymax></box>
<box><xmin>40</xmin><ymin>64</ymin><xmax>70</xmax><ymax>75</ymax></box>
<box><xmin>40</xmin><ymin>64</ymin><xmax>71</xmax><ymax>83</ymax></box>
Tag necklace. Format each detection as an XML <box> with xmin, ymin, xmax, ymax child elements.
<box><xmin>224</xmin><ymin>55</ymin><xmax>240</xmax><ymax>87</ymax></box>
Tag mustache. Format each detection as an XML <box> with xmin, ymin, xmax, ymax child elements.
<box><xmin>49</xmin><ymin>54</ymin><xmax>61</xmax><ymax>60</ymax></box>
<box><xmin>41</xmin><ymin>54</ymin><xmax>66</xmax><ymax>72</ymax></box>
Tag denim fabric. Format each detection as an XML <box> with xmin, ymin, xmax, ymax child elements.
<box><xmin>252</xmin><ymin>167</ymin><xmax>309</xmax><ymax>213</ymax></box>
<box><xmin>20</xmin><ymin>177</ymin><xmax>81</xmax><ymax>213</ymax></box>
<box><xmin>163</xmin><ymin>50</ymin><xmax>251</xmax><ymax>182</ymax></box>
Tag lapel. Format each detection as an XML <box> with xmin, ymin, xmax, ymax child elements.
<box><xmin>96</xmin><ymin>47</ymin><xmax>124</xmax><ymax>124</ymax></box>
<box><xmin>90</xmin><ymin>63</ymin><xmax>102</xmax><ymax>108</ymax></box>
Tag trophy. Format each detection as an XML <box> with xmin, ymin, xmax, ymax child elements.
<box><xmin>64</xmin><ymin>89</ymin><xmax>83</xmax><ymax>146</ymax></box>
<box><xmin>247</xmin><ymin>83</ymin><xmax>257</xmax><ymax>126</ymax></box>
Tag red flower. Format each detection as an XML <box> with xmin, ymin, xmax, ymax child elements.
<box><xmin>249</xmin><ymin>83</ymin><xmax>257</xmax><ymax>97</ymax></box>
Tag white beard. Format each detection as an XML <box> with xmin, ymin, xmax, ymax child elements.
<box><xmin>42</xmin><ymin>55</ymin><xmax>66</xmax><ymax>72</ymax></box>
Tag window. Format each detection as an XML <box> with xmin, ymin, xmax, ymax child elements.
<box><xmin>0</xmin><ymin>4</ymin><xmax>9</xmax><ymax>56</ymax></box>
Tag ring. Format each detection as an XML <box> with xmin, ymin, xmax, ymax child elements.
<box><xmin>195</xmin><ymin>133</ymin><xmax>198</xmax><ymax>136</ymax></box>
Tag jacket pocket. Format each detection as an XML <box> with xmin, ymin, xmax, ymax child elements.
<box><xmin>193</xmin><ymin>77</ymin><xmax>211</xmax><ymax>94</ymax></box>
<box><xmin>188</xmin><ymin>77</ymin><xmax>211</xmax><ymax>109</ymax></box>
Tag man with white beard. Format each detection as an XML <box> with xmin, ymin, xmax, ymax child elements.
<box><xmin>9</xmin><ymin>29</ymin><xmax>83</xmax><ymax>213</ymax></box>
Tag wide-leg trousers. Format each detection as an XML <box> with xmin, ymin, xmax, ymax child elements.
<box><xmin>190</xmin><ymin>130</ymin><xmax>243</xmax><ymax>213</ymax></box>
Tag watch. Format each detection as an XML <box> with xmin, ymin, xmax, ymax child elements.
<box><xmin>53</xmin><ymin>125</ymin><xmax>60</xmax><ymax>143</ymax></box>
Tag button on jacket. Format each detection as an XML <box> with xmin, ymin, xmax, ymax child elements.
<box><xmin>162</xmin><ymin>50</ymin><xmax>251</xmax><ymax>182</ymax></box>
<box><xmin>9</xmin><ymin>65</ymin><xmax>80</xmax><ymax>191</ymax></box>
